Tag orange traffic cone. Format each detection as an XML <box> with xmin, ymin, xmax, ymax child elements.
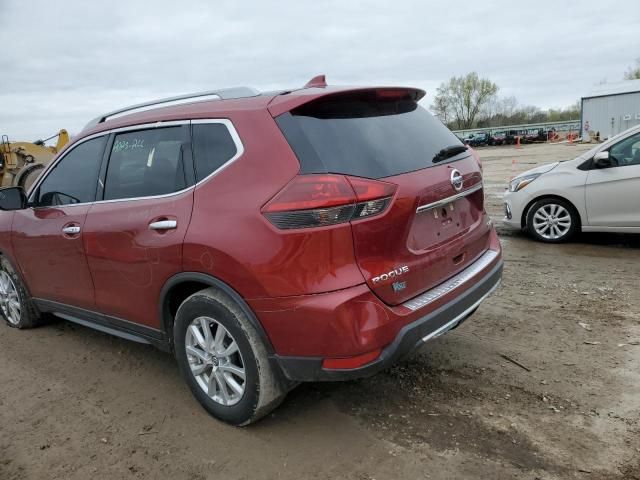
<box><xmin>515</xmin><ymin>136</ymin><xmax>521</xmax><ymax>149</ymax></box>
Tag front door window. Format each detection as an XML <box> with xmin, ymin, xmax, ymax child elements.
<box><xmin>34</xmin><ymin>136</ymin><xmax>106</xmax><ymax>206</ymax></box>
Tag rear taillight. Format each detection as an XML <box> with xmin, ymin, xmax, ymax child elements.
<box><xmin>262</xmin><ymin>174</ymin><xmax>396</xmax><ymax>229</ymax></box>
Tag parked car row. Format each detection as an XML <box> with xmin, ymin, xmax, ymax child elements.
<box><xmin>461</xmin><ymin>128</ymin><xmax>564</xmax><ymax>147</ymax></box>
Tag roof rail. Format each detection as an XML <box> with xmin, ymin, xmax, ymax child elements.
<box><xmin>82</xmin><ymin>86</ymin><xmax>260</xmax><ymax>131</ymax></box>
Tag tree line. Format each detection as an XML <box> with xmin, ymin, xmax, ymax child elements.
<box><xmin>432</xmin><ymin>59</ymin><xmax>639</xmax><ymax>131</ymax></box>
<box><xmin>430</xmin><ymin>72</ymin><xmax>578</xmax><ymax>130</ymax></box>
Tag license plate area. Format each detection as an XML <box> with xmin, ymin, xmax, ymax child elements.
<box><xmin>432</xmin><ymin>202</ymin><xmax>460</xmax><ymax>230</ymax></box>
<box><xmin>408</xmin><ymin>200</ymin><xmax>466</xmax><ymax>251</ymax></box>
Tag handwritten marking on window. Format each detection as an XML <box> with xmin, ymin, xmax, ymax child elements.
<box><xmin>113</xmin><ymin>138</ymin><xmax>145</xmax><ymax>153</ymax></box>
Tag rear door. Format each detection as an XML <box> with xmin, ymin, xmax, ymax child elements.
<box><xmin>585</xmin><ymin>131</ymin><xmax>640</xmax><ymax>227</ymax></box>
<box><xmin>83</xmin><ymin>124</ymin><xmax>194</xmax><ymax>329</ymax></box>
<box><xmin>276</xmin><ymin>90</ymin><xmax>492</xmax><ymax>305</ymax></box>
<box><xmin>12</xmin><ymin>135</ymin><xmax>106</xmax><ymax>309</ymax></box>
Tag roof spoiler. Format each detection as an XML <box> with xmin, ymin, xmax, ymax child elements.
<box><xmin>269</xmin><ymin>83</ymin><xmax>426</xmax><ymax>117</ymax></box>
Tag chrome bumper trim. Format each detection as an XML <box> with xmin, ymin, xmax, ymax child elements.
<box><xmin>402</xmin><ymin>249</ymin><xmax>500</xmax><ymax>312</ymax></box>
<box><xmin>416</xmin><ymin>183</ymin><xmax>483</xmax><ymax>214</ymax></box>
<box><xmin>421</xmin><ymin>278</ymin><xmax>501</xmax><ymax>343</ymax></box>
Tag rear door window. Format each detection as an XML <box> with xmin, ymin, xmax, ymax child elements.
<box><xmin>104</xmin><ymin>127</ymin><xmax>188</xmax><ymax>201</ymax></box>
<box><xmin>276</xmin><ymin>92</ymin><xmax>468</xmax><ymax>179</ymax></box>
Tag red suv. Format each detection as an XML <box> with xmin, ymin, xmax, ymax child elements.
<box><xmin>0</xmin><ymin>76</ymin><xmax>502</xmax><ymax>425</ymax></box>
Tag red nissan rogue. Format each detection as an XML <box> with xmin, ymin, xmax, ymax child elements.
<box><xmin>0</xmin><ymin>76</ymin><xmax>502</xmax><ymax>425</ymax></box>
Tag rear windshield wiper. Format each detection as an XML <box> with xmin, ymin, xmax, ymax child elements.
<box><xmin>433</xmin><ymin>145</ymin><xmax>468</xmax><ymax>163</ymax></box>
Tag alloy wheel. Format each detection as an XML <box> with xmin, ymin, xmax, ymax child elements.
<box><xmin>532</xmin><ymin>203</ymin><xmax>571</xmax><ymax>240</ymax></box>
<box><xmin>0</xmin><ymin>271</ymin><xmax>21</xmax><ymax>325</ymax></box>
<box><xmin>185</xmin><ymin>316</ymin><xmax>246</xmax><ymax>406</ymax></box>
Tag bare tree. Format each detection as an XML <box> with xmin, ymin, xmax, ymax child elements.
<box><xmin>479</xmin><ymin>95</ymin><xmax>499</xmax><ymax>121</ymax></box>
<box><xmin>624</xmin><ymin>58</ymin><xmax>640</xmax><ymax>80</ymax></box>
<box><xmin>432</xmin><ymin>73</ymin><xmax>498</xmax><ymax>129</ymax></box>
<box><xmin>499</xmin><ymin>96</ymin><xmax>518</xmax><ymax>117</ymax></box>
<box><xmin>430</xmin><ymin>85</ymin><xmax>452</xmax><ymax>125</ymax></box>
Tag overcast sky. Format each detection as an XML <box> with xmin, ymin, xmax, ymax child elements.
<box><xmin>1</xmin><ymin>0</ymin><xmax>639</xmax><ymax>140</ymax></box>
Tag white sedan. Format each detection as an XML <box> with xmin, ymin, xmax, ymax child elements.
<box><xmin>503</xmin><ymin>124</ymin><xmax>640</xmax><ymax>242</ymax></box>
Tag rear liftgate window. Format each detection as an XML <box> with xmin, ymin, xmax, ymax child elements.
<box><xmin>276</xmin><ymin>91</ymin><xmax>468</xmax><ymax>179</ymax></box>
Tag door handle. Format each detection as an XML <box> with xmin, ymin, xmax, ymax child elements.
<box><xmin>149</xmin><ymin>220</ymin><xmax>177</xmax><ymax>230</ymax></box>
<box><xmin>62</xmin><ymin>225</ymin><xmax>81</xmax><ymax>235</ymax></box>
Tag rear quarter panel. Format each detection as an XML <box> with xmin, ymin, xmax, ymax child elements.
<box><xmin>182</xmin><ymin>108</ymin><xmax>366</xmax><ymax>299</ymax></box>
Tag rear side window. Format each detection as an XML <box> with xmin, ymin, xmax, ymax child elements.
<box><xmin>104</xmin><ymin>127</ymin><xmax>187</xmax><ymax>200</ymax></box>
<box><xmin>36</xmin><ymin>136</ymin><xmax>106</xmax><ymax>207</ymax></box>
<box><xmin>192</xmin><ymin>123</ymin><xmax>238</xmax><ymax>181</ymax></box>
<box><xmin>276</xmin><ymin>92</ymin><xmax>467</xmax><ymax>179</ymax></box>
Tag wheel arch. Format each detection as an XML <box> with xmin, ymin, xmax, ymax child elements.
<box><xmin>521</xmin><ymin>194</ymin><xmax>584</xmax><ymax>229</ymax></box>
<box><xmin>0</xmin><ymin>248</ymin><xmax>34</xmax><ymax>297</ymax></box>
<box><xmin>158</xmin><ymin>272</ymin><xmax>275</xmax><ymax>354</ymax></box>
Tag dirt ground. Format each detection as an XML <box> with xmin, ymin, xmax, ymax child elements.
<box><xmin>1</xmin><ymin>143</ymin><xmax>639</xmax><ymax>480</ymax></box>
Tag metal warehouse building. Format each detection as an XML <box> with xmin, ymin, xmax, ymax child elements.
<box><xmin>581</xmin><ymin>79</ymin><xmax>640</xmax><ymax>139</ymax></box>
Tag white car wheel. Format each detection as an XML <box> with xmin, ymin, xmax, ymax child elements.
<box><xmin>526</xmin><ymin>199</ymin><xmax>578</xmax><ymax>243</ymax></box>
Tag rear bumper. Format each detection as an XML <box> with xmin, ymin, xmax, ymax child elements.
<box><xmin>260</xmin><ymin>245</ymin><xmax>503</xmax><ymax>382</ymax></box>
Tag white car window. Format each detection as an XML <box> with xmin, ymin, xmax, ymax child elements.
<box><xmin>610</xmin><ymin>132</ymin><xmax>640</xmax><ymax>167</ymax></box>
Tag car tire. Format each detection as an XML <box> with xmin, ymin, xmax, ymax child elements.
<box><xmin>173</xmin><ymin>287</ymin><xmax>285</xmax><ymax>426</ymax></box>
<box><xmin>526</xmin><ymin>198</ymin><xmax>579</xmax><ymax>243</ymax></box>
<box><xmin>0</xmin><ymin>256</ymin><xmax>41</xmax><ymax>329</ymax></box>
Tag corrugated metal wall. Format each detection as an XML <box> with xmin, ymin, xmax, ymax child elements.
<box><xmin>581</xmin><ymin>92</ymin><xmax>640</xmax><ymax>138</ymax></box>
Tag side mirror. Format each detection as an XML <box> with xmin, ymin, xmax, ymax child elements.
<box><xmin>593</xmin><ymin>151</ymin><xmax>614</xmax><ymax>168</ymax></box>
<box><xmin>0</xmin><ymin>187</ymin><xmax>27</xmax><ymax>211</ymax></box>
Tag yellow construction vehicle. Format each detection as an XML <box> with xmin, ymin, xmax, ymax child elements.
<box><xmin>0</xmin><ymin>129</ymin><xmax>70</xmax><ymax>189</ymax></box>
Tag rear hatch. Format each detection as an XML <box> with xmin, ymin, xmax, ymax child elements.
<box><xmin>274</xmin><ymin>89</ymin><xmax>492</xmax><ymax>306</ymax></box>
